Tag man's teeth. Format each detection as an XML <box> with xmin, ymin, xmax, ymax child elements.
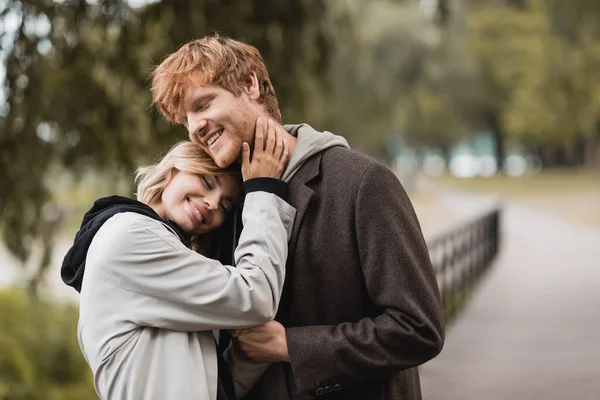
<box><xmin>207</xmin><ymin>130</ymin><xmax>223</xmax><ymax>146</ymax></box>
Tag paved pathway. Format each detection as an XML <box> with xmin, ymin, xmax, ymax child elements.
<box><xmin>420</xmin><ymin>199</ymin><xmax>600</xmax><ymax>400</ymax></box>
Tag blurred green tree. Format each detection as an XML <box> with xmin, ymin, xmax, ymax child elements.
<box><xmin>0</xmin><ymin>289</ymin><xmax>97</xmax><ymax>399</ymax></box>
<box><xmin>504</xmin><ymin>0</ymin><xmax>600</xmax><ymax>167</ymax></box>
<box><xmin>465</xmin><ymin>0</ymin><xmax>600</xmax><ymax>167</ymax></box>
<box><xmin>0</xmin><ymin>0</ymin><xmax>333</xmax><ymax>292</ymax></box>
<box><xmin>322</xmin><ymin>0</ymin><xmax>476</xmax><ymax>160</ymax></box>
<box><xmin>464</xmin><ymin>0</ymin><xmax>538</xmax><ymax>169</ymax></box>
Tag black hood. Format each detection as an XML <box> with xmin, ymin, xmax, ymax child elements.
<box><xmin>61</xmin><ymin>195</ymin><xmax>190</xmax><ymax>292</ymax></box>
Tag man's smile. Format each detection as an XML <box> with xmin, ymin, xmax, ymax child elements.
<box><xmin>203</xmin><ymin>128</ymin><xmax>224</xmax><ymax>148</ymax></box>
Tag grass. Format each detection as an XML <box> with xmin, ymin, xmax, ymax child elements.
<box><xmin>432</xmin><ymin>169</ymin><xmax>600</xmax><ymax>228</ymax></box>
<box><xmin>432</xmin><ymin>169</ymin><xmax>599</xmax><ymax>194</ymax></box>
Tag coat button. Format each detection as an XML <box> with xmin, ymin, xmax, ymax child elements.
<box><xmin>316</xmin><ymin>388</ymin><xmax>325</xmax><ymax>396</ymax></box>
<box><xmin>325</xmin><ymin>386</ymin><xmax>333</xmax><ymax>393</ymax></box>
<box><xmin>333</xmin><ymin>384</ymin><xmax>342</xmax><ymax>391</ymax></box>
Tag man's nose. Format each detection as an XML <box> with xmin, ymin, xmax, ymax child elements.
<box><xmin>188</xmin><ymin>118</ymin><xmax>208</xmax><ymax>143</ymax></box>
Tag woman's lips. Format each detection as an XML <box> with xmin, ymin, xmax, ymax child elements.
<box><xmin>187</xmin><ymin>198</ymin><xmax>208</xmax><ymax>224</ymax></box>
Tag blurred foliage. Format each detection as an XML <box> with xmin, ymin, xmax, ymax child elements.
<box><xmin>0</xmin><ymin>0</ymin><xmax>333</xmax><ymax>291</ymax></box>
<box><xmin>1</xmin><ymin>0</ymin><xmax>600</xmax><ymax>394</ymax></box>
<box><xmin>3</xmin><ymin>0</ymin><xmax>600</xmax><ymax>395</ymax></box>
<box><xmin>466</xmin><ymin>0</ymin><xmax>600</xmax><ymax>166</ymax></box>
<box><xmin>1</xmin><ymin>0</ymin><xmax>600</xmax><ymax>289</ymax></box>
<box><xmin>0</xmin><ymin>288</ymin><xmax>96</xmax><ymax>399</ymax></box>
<box><xmin>325</xmin><ymin>0</ymin><xmax>600</xmax><ymax>165</ymax></box>
<box><xmin>322</xmin><ymin>0</ymin><xmax>473</xmax><ymax>156</ymax></box>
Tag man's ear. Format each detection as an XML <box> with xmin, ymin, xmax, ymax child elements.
<box><xmin>244</xmin><ymin>72</ymin><xmax>261</xmax><ymax>101</ymax></box>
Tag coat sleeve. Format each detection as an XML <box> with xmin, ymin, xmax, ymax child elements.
<box><xmin>94</xmin><ymin>191</ymin><xmax>296</xmax><ymax>331</ymax></box>
<box><xmin>284</xmin><ymin>163</ymin><xmax>445</xmax><ymax>396</ymax></box>
<box><xmin>224</xmin><ymin>340</ymin><xmax>270</xmax><ymax>399</ymax></box>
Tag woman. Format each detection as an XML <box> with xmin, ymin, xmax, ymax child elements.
<box><xmin>61</xmin><ymin>120</ymin><xmax>294</xmax><ymax>400</ymax></box>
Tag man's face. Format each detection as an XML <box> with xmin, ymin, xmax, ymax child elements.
<box><xmin>184</xmin><ymin>85</ymin><xmax>256</xmax><ymax>168</ymax></box>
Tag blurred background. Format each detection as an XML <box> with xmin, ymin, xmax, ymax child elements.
<box><xmin>1</xmin><ymin>0</ymin><xmax>599</xmax><ymax>399</ymax></box>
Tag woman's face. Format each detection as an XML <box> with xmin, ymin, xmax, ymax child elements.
<box><xmin>160</xmin><ymin>171</ymin><xmax>242</xmax><ymax>235</ymax></box>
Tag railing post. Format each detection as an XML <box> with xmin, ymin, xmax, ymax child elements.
<box><xmin>426</xmin><ymin>207</ymin><xmax>501</xmax><ymax>322</ymax></box>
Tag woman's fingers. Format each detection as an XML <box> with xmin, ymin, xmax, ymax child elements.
<box><xmin>274</xmin><ymin>133</ymin><xmax>284</xmax><ymax>161</ymax></box>
<box><xmin>241</xmin><ymin>142</ymin><xmax>251</xmax><ymax>181</ymax></box>
<box><xmin>280</xmin><ymin>139</ymin><xmax>289</xmax><ymax>163</ymax></box>
<box><xmin>265</xmin><ymin>119</ymin><xmax>276</xmax><ymax>154</ymax></box>
<box><xmin>254</xmin><ymin>118</ymin><xmax>265</xmax><ymax>154</ymax></box>
<box><xmin>243</xmin><ymin>118</ymin><xmax>290</xmax><ymax>180</ymax></box>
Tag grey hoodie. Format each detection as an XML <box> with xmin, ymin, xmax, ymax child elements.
<box><xmin>281</xmin><ymin>124</ymin><xmax>350</xmax><ymax>182</ymax></box>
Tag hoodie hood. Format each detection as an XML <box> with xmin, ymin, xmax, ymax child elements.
<box><xmin>61</xmin><ymin>195</ymin><xmax>189</xmax><ymax>292</ymax></box>
<box><xmin>281</xmin><ymin>124</ymin><xmax>350</xmax><ymax>182</ymax></box>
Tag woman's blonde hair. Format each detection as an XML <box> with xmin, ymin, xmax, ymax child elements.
<box><xmin>135</xmin><ymin>141</ymin><xmax>240</xmax><ymax>206</ymax></box>
<box><xmin>135</xmin><ymin>141</ymin><xmax>241</xmax><ymax>256</ymax></box>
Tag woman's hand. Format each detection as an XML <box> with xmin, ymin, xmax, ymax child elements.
<box><xmin>241</xmin><ymin>118</ymin><xmax>289</xmax><ymax>181</ymax></box>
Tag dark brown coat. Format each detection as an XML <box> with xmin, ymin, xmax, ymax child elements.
<box><xmin>245</xmin><ymin>146</ymin><xmax>444</xmax><ymax>400</ymax></box>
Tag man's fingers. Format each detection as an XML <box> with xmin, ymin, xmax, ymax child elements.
<box><xmin>265</xmin><ymin>119</ymin><xmax>276</xmax><ymax>154</ymax></box>
<box><xmin>254</xmin><ymin>117</ymin><xmax>265</xmax><ymax>153</ymax></box>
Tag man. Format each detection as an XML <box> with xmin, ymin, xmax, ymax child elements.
<box><xmin>151</xmin><ymin>34</ymin><xmax>444</xmax><ymax>400</ymax></box>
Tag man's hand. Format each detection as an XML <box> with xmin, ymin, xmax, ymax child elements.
<box><xmin>232</xmin><ymin>321</ymin><xmax>290</xmax><ymax>363</ymax></box>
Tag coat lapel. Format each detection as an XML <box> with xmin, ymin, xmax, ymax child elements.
<box><xmin>287</xmin><ymin>152</ymin><xmax>323</xmax><ymax>254</ymax></box>
<box><xmin>231</xmin><ymin>151</ymin><xmax>323</xmax><ymax>268</ymax></box>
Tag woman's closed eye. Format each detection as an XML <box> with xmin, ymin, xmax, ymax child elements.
<box><xmin>220</xmin><ymin>199</ymin><xmax>233</xmax><ymax>214</ymax></box>
<box><xmin>202</xmin><ymin>176</ymin><xmax>213</xmax><ymax>190</ymax></box>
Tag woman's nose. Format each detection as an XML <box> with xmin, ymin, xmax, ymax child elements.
<box><xmin>205</xmin><ymin>195</ymin><xmax>219</xmax><ymax>211</ymax></box>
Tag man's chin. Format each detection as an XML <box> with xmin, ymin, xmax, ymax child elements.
<box><xmin>213</xmin><ymin>146</ymin><xmax>242</xmax><ymax>168</ymax></box>
<box><xmin>214</xmin><ymin>154</ymin><xmax>237</xmax><ymax>169</ymax></box>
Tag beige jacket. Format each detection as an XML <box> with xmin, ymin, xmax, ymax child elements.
<box><xmin>77</xmin><ymin>192</ymin><xmax>295</xmax><ymax>400</ymax></box>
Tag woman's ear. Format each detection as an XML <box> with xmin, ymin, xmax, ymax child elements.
<box><xmin>244</xmin><ymin>72</ymin><xmax>261</xmax><ymax>101</ymax></box>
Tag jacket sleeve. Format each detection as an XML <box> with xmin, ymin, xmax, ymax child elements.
<box><xmin>94</xmin><ymin>191</ymin><xmax>296</xmax><ymax>331</ymax></box>
<box><xmin>223</xmin><ymin>340</ymin><xmax>270</xmax><ymax>399</ymax></box>
<box><xmin>284</xmin><ymin>163</ymin><xmax>445</xmax><ymax>396</ymax></box>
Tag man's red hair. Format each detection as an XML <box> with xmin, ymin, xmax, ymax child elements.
<box><xmin>151</xmin><ymin>34</ymin><xmax>281</xmax><ymax>124</ymax></box>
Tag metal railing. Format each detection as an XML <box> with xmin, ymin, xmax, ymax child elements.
<box><xmin>427</xmin><ymin>208</ymin><xmax>501</xmax><ymax>321</ymax></box>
